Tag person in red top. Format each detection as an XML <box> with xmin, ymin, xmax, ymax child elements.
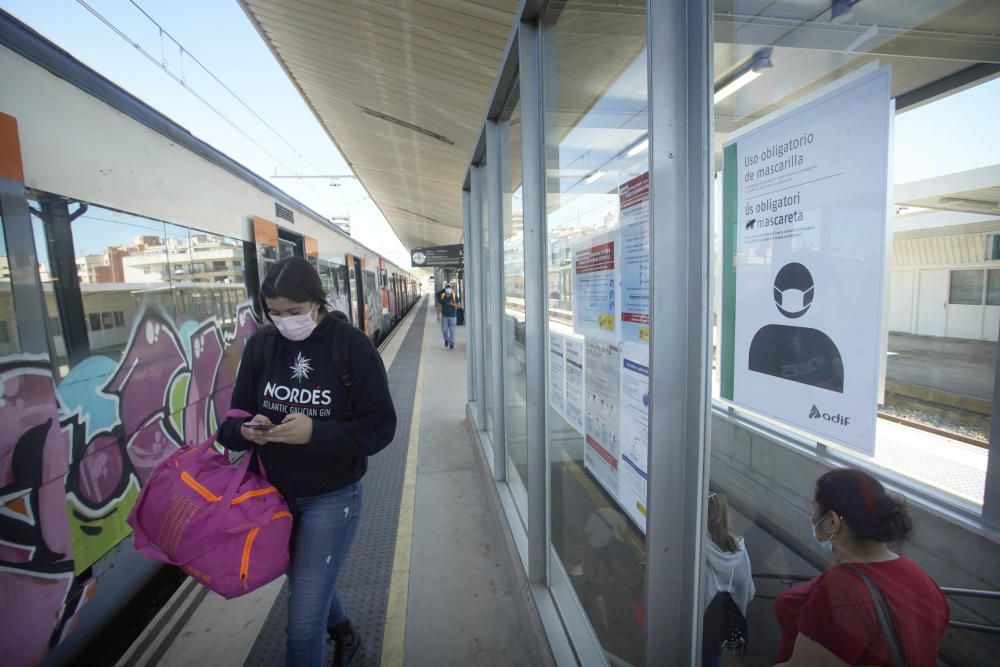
<box><xmin>774</xmin><ymin>468</ymin><xmax>949</xmax><ymax>666</ymax></box>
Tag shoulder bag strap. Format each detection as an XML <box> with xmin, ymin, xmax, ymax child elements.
<box><xmin>844</xmin><ymin>566</ymin><xmax>907</xmax><ymax>667</ymax></box>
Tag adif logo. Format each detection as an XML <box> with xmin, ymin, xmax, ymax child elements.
<box><xmin>290</xmin><ymin>353</ymin><xmax>313</xmax><ymax>382</ymax></box>
<box><xmin>809</xmin><ymin>404</ymin><xmax>850</xmax><ymax>426</ymax></box>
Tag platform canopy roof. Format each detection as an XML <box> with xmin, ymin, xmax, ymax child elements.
<box><xmin>240</xmin><ymin>1</ymin><xmax>1000</xmax><ymax>251</ymax></box>
<box><xmin>238</xmin><ymin>0</ymin><xmax>517</xmax><ymax>252</ymax></box>
<box><xmin>897</xmin><ymin>165</ymin><xmax>1000</xmax><ymax>217</ymax></box>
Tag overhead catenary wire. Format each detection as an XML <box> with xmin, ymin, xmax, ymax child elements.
<box><xmin>72</xmin><ymin>0</ymin><xmax>353</xmax><ymax>213</ymax></box>
<box><xmin>128</xmin><ymin>0</ymin><xmax>339</xmax><ymax>184</ymax></box>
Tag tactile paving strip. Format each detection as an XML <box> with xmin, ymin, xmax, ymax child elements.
<box><xmin>244</xmin><ymin>302</ymin><xmax>426</xmax><ymax>666</ymax></box>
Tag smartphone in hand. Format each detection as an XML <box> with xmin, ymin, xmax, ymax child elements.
<box><xmin>244</xmin><ymin>422</ymin><xmax>274</xmax><ymax>431</ymax></box>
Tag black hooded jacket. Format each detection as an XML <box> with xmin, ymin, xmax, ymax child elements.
<box><xmin>218</xmin><ymin>315</ymin><xmax>396</xmax><ymax>498</ymax></box>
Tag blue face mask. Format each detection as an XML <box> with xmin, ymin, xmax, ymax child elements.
<box><xmin>812</xmin><ymin>513</ymin><xmax>836</xmax><ymax>554</ymax></box>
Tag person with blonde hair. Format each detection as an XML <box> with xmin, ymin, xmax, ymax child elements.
<box><xmin>703</xmin><ymin>491</ymin><xmax>755</xmax><ymax>666</ymax></box>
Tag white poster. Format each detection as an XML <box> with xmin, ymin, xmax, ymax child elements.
<box><xmin>584</xmin><ymin>340</ymin><xmax>620</xmax><ymax>500</ymax></box>
<box><xmin>573</xmin><ymin>231</ymin><xmax>620</xmax><ymax>342</ymax></box>
<box><xmin>549</xmin><ymin>332</ymin><xmax>566</xmax><ymax>417</ymax></box>
<box><xmin>564</xmin><ymin>335</ymin><xmax>586</xmax><ymax>435</ymax></box>
<box><xmin>619</xmin><ymin>173</ymin><xmax>651</xmax><ymax>345</ymax></box>
<box><xmin>721</xmin><ymin>67</ymin><xmax>892</xmax><ymax>456</ymax></box>
<box><xmin>619</xmin><ymin>343</ymin><xmax>649</xmax><ymax>531</ymax></box>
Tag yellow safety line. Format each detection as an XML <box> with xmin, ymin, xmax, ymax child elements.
<box><xmin>380</xmin><ymin>324</ymin><xmax>425</xmax><ymax>666</ymax></box>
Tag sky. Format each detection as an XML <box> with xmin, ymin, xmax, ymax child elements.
<box><xmin>1</xmin><ymin>0</ymin><xmax>413</xmax><ymax>267</ymax></box>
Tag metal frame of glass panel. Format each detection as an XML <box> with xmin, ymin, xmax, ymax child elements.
<box><xmin>0</xmin><ymin>177</ymin><xmax>50</xmax><ymax>356</ymax></box>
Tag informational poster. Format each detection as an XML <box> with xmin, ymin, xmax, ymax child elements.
<box><xmin>619</xmin><ymin>173</ymin><xmax>651</xmax><ymax>345</ymax></box>
<box><xmin>619</xmin><ymin>343</ymin><xmax>649</xmax><ymax>531</ymax></box>
<box><xmin>573</xmin><ymin>231</ymin><xmax>620</xmax><ymax>342</ymax></box>
<box><xmin>549</xmin><ymin>332</ymin><xmax>566</xmax><ymax>417</ymax></box>
<box><xmin>720</xmin><ymin>67</ymin><xmax>892</xmax><ymax>456</ymax></box>
<box><xmin>584</xmin><ymin>340</ymin><xmax>621</xmax><ymax>501</ymax></box>
<box><xmin>564</xmin><ymin>335</ymin><xmax>586</xmax><ymax>434</ymax></box>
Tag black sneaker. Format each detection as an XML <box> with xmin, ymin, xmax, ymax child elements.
<box><xmin>328</xmin><ymin>620</ymin><xmax>363</xmax><ymax>667</ymax></box>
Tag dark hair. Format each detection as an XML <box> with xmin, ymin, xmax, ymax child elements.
<box><xmin>707</xmin><ymin>493</ymin><xmax>740</xmax><ymax>553</ymax></box>
<box><xmin>815</xmin><ymin>468</ymin><xmax>912</xmax><ymax>544</ymax></box>
<box><xmin>260</xmin><ymin>257</ymin><xmax>329</xmax><ymax>322</ymax></box>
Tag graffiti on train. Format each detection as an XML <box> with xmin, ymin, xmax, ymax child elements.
<box><xmin>0</xmin><ymin>302</ymin><xmax>257</xmax><ymax>666</ymax></box>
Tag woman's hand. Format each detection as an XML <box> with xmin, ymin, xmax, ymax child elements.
<box><xmin>266</xmin><ymin>412</ymin><xmax>313</xmax><ymax>445</ymax></box>
<box><xmin>239</xmin><ymin>415</ymin><xmax>273</xmax><ymax>445</ymax></box>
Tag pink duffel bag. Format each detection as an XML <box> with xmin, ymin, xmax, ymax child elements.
<box><xmin>126</xmin><ymin>409</ymin><xmax>292</xmax><ymax>599</ymax></box>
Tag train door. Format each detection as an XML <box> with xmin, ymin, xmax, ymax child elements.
<box><xmin>351</xmin><ymin>255</ymin><xmax>366</xmax><ymax>334</ymax></box>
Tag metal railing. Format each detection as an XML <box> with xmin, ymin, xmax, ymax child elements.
<box><xmin>753</xmin><ymin>572</ymin><xmax>1000</xmax><ymax>635</ymax></box>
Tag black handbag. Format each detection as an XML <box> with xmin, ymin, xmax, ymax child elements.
<box><xmin>845</xmin><ymin>566</ymin><xmax>907</xmax><ymax>667</ymax></box>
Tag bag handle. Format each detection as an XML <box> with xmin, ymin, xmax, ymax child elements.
<box><xmin>844</xmin><ymin>566</ymin><xmax>906</xmax><ymax>667</ymax></box>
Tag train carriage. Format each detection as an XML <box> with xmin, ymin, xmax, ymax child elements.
<box><xmin>0</xmin><ymin>16</ymin><xmax>420</xmax><ymax>667</ymax></box>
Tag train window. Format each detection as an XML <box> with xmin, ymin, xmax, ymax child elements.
<box><xmin>0</xmin><ymin>320</ymin><xmax>10</xmax><ymax>345</ymax></box>
<box><xmin>24</xmin><ymin>195</ymin><xmax>250</xmax><ymax>381</ymax></box>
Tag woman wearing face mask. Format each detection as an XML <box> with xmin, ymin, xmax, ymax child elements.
<box><xmin>774</xmin><ymin>469</ymin><xmax>949</xmax><ymax>667</ymax></box>
<box><xmin>219</xmin><ymin>257</ymin><xmax>396</xmax><ymax>667</ymax></box>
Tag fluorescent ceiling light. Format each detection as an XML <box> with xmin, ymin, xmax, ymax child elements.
<box><xmin>585</xmin><ymin>170</ymin><xmax>605</xmax><ymax>184</ymax></box>
<box><xmin>627</xmin><ymin>139</ymin><xmax>649</xmax><ymax>157</ymax></box>
<box><xmin>714</xmin><ymin>69</ymin><xmax>761</xmax><ymax>104</ymax></box>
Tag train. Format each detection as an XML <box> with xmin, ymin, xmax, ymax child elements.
<box><xmin>0</xmin><ymin>12</ymin><xmax>421</xmax><ymax>667</ymax></box>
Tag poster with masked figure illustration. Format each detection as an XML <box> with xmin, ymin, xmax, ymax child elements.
<box><xmin>720</xmin><ymin>66</ymin><xmax>892</xmax><ymax>456</ymax></box>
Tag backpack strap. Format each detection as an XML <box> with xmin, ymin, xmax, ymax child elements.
<box><xmin>251</xmin><ymin>330</ymin><xmax>273</xmax><ymax>378</ymax></box>
<box><xmin>328</xmin><ymin>315</ymin><xmax>354</xmax><ymax>419</ymax></box>
<box><xmin>844</xmin><ymin>566</ymin><xmax>906</xmax><ymax>667</ymax></box>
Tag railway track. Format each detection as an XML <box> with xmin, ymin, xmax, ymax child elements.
<box><xmin>877</xmin><ymin>411</ymin><xmax>988</xmax><ymax>449</ymax></box>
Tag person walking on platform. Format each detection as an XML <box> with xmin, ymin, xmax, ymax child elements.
<box><xmin>436</xmin><ymin>282</ymin><xmax>462</xmax><ymax>349</ymax></box>
<box><xmin>774</xmin><ymin>468</ymin><xmax>949</xmax><ymax>667</ymax></box>
<box><xmin>220</xmin><ymin>257</ymin><xmax>397</xmax><ymax>667</ymax></box>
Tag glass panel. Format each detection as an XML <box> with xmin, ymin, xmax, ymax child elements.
<box><xmin>0</xmin><ymin>207</ymin><xmax>18</xmax><ymax>356</ymax></box>
<box><xmin>949</xmin><ymin>269</ymin><xmax>984</xmax><ymax>305</ymax></box>
<box><xmin>482</xmin><ymin>161</ymin><xmax>495</xmax><ymax>436</ymax></box>
<box><xmin>710</xmin><ymin>3</ymin><xmax>998</xmax><ymax>666</ymax></box>
<box><xmin>543</xmin><ymin>2</ymin><xmax>649</xmax><ymax>663</ymax></box>
<box><xmin>503</xmin><ymin>99</ymin><xmax>529</xmax><ymax>522</ymax></box>
<box><xmin>988</xmin><ymin>269</ymin><xmax>1000</xmax><ymax>307</ymax></box>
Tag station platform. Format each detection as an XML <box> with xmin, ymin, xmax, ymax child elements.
<box><xmin>115</xmin><ymin>297</ymin><xmax>554</xmax><ymax>667</ymax></box>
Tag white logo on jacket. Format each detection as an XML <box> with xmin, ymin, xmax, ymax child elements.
<box><xmin>290</xmin><ymin>352</ymin><xmax>313</xmax><ymax>382</ymax></box>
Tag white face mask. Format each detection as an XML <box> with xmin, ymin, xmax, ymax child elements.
<box><xmin>776</xmin><ymin>287</ymin><xmax>813</xmax><ymax>313</ymax></box>
<box><xmin>272</xmin><ymin>308</ymin><xmax>317</xmax><ymax>341</ymax></box>
<box><xmin>445</xmin><ymin>288</ymin><xmax>453</xmax><ymax>295</ymax></box>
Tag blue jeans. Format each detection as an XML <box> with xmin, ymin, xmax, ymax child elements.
<box><xmin>285</xmin><ymin>483</ymin><xmax>363</xmax><ymax>667</ymax></box>
<box><xmin>442</xmin><ymin>315</ymin><xmax>457</xmax><ymax>346</ymax></box>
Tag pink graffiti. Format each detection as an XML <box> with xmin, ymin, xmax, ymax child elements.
<box><xmin>127</xmin><ymin>416</ymin><xmax>177</xmax><ymax>486</ymax></box>
<box><xmin>1</xmin><ymin>301</ymin><xmax>258</xmax><ymax>667</ymax></box>
<box><xmin>0</xmin><ymin>360</ymin><xmax>74</xmax><ymax>667</ymax></box>
<box><xmin>102</xmin><ymin>311</ymin><xmax>188</xmax><ymax>438</ymax></box>
<box><xmin>184</xmin><ymin>321</ymin><xmax>225</xmax><ymax>447</ymax></box>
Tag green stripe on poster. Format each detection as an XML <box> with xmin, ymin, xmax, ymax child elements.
<box><xmin>721</xmin><ymin>143</ymin><xmax>738</xmax><ymax>400</ymax></box>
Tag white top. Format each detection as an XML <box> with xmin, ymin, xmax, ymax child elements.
<box><xmin>704</xmin><ymin>536</ymin><xmax>756</xmax><ymax>617</ymax></box>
